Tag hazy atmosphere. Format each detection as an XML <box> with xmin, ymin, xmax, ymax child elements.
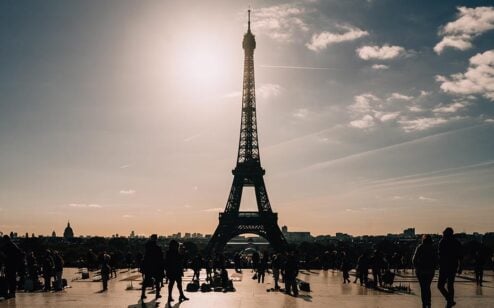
<box><xmin>1</xmin><ymin>0</ymin><xmax>494</xmax><ymax>236</ymax></box>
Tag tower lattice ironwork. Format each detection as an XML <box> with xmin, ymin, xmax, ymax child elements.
<box><xmin>206</xmin><ymin>10</ymin><xmax>288</xmax><ymax>253</ymax></box>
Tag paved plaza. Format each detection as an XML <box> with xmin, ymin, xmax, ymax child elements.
<box><xmin>1</xmin><ymin>268</ymin><xmax>493</xmax><ymax>308</ymax></box>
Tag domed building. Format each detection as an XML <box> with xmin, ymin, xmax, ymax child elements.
<box><xmin>63</xmin><ymin>221</ymin><xmax>74</xmax><ymax>239</ymax></box>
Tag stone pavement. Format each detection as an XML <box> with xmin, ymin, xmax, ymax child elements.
<box><xmin>1</xmin><ymin>268</ymin><xmax>493</xmax><ymax>307</ymax></box>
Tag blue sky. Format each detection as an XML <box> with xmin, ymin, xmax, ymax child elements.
<box><xmin>0</xmin><ymin>0</ymin><xmax>493</xmax><ymax>236</ymax></box>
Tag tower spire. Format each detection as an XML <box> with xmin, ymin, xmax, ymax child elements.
<box><xmin>248</xmin><ymin>9</ymin><xmax>251</xmax><ymax>32</ymax></box>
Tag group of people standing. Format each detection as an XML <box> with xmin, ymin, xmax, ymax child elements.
<box><xmin>139</xmin><ymin>235</ymin><xmax>189</xmax><ymax>305</ymax></box>
<box><xmin>0</xmin><ymin>235</ymin><xmax>65</xmax><ymax>299</ymax></box>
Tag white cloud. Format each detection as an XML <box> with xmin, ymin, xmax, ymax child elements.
<box><xmin>356</xmin><ymin>45</ymin><xmax>406</xmax><ymax>60</ymax></box>
<box><xmin>224</xmin><ymin>91</ymin><xmax>241</xmax><ymax>98</ymax></box>
<box><xmin>398</xmin><ymin>117</ymin><xmax>448</xmax><ymax>132</ymax></box>
<box><xmin>120</xmin><ymin>164</ymin><xmax>131</xmax><ymax>169</ymax></box>
<box><xmin>408</xmin><ymin>106</ymin><xmax>424</xmax><ymax>112</ymax></box>
<box><xmin>119</xmin><ymin>189</ymin><xmax>136</xmax><ymax>195</ymax></box>
<box><xmin>387</xmin><ymin>92</ymin><xmax>414</xmax><ymax>101</ymax></box>
<box><xmin>258</xmin><ymin>83</ymin><xmax>283</xmax><ymax>99</ymax></box>
<box><xmin>348</xmin><ymin>93</ymin><xmax>379</xmax><ymax>114</ymax></box>
<box><xmin>350</xmin><ymin>114</ymin><xmax>375</xmax><ymax>129</ymax></box>
<box><xmin>434</xmin><ymin>6</ymin><xmax>494</xmax><ymax>54</ymax></box>
<box><xmin>379</xmin><ymin>112</ymin><xmax>400</xmax><ymax>122</ymax></box>
<box><xmin>68</xmin><ymin>203</ymin><xmax>102</xmax><ymax>208</ymax></box>
<box><xmin>433</xmin><ymin>102</ymin><xmax>467</xmax><ymax>113</ymax></box>
<box><xmin>306</xmin><ymin>25</ymin><xmax>368</xmax><ymax>51</ymax></box>
<box><xmin>436</xmin><ymin>50</ymin><xmax>494</xmax><ymax>101</ymax></box>
<box><xmin>202</xmin><ymin>208</ymin><xmax>223</xmax><ymax>212</ymax></box>
<box><xmin>292</xmin><ymin>108</ymin><xmax>309</xmax><ymax>119</ymax></box>
<box><xmin>371</xmin><ymin>64</ymin><xmax>389</xmax><ymax>70</ymax></box>
<box><xmin>485</xmin><ymin>118</ymin><xmax>494</xmax><ymax>123</ymax></box>
<box><xmin>253</xmin><ymin>4</ymin><xmax>309</xmax><ymax>42</ymax></box>
<box><xmin>122</xmin><ymin>214</ymin><xmax>134</xmax><ymax>218</ymax></box>
<box><xmin>419</xmin><ymin>196</ymin><xmax>437</xmax><ymax>202</ymax></box>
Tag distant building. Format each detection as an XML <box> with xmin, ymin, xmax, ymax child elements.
<box><xmin>281</xmin><ymin>225</ymin><xmax>312</xmax><ymax>243</ymax></box>
<box><xmin>63</xmin><ymin>221</ymin><xmax>74</xmax><ymax>239</ymax></box>
<box><xmin>130</xmin><ymin>230</ymin><xmax>135</xmax><ymax>238</ymax></box>
<box><xmin>403</xmin><ymin>228</ymin><xmax>415</xmax><ymax>238</ymax></box>
<box><xmin>52</xmin><ymin>230</ymin><xmax>56</xmax><ymax>237</ymax></box>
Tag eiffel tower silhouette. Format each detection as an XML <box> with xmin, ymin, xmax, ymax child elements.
<box><xmin>206</xmin><ymin>10</ymin><xmax>288</xmax><ymax>253</ymax></box>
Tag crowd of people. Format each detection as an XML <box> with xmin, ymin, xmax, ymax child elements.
<box><xmin>0</xmin><ymin>235</ymin><xmax>66</xmax><ymax>299</ymax></box>
<box><xmin>1</xmin><ymin>228</ymin><xmax>493</xmax><ymax>307</ymax></box>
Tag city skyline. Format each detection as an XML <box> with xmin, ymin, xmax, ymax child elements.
<box><xmin>1</xmin><ymin>0</ymin><xmax>494</xmax><ymax>237</ymax></box>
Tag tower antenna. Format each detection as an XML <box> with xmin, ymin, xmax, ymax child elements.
<box><xmin>248</xmin><ymin>9</ymin><xmax>251</xmax><ymax>32</ymax></box>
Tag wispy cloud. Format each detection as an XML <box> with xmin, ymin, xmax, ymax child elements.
<box><xmin>436</xmin><ymin>50</ymin><xmax>494</xmax><ymax>101</ymax></box>
<box><xmin>387</xmin><ymin>92</ymin><xmax>414</xmax><ymax>101</ymax></box>
<box><xmin>306</xmin><ymin>25</ymin><xmax>368</xmax><ymax>51</ymax></box>
<box><xmin>433</xmin><ymin>102</ymin><xmax>468</xmax><ymax>114</ymax></box>
<box><xmin>202</xmin><ymin>208</ymin><xmax>223</xmax><ymax>212</ymax></box>
<box><xmin>122</xmin><ymin>214</ymin><xmax>134</xmax><ymax>218</ymax></box>
<box><xmin>371</xmin><ymin>64</ymin><xmax>389</xmax><ymax>70</ymax></box>
<box><xmin>398</xmin><ymin>117</ymin><xmax>449</xmax><ymax>132</ymax></box>
<box><xmin>258</xmin><ymin>83</ymin><xmax>283</xmax><ymax>99</ymax></box>
<box><xmin>434</xmin><ymin>6</ymin><xmax>494</xmax><ymax>54</ymax></box>
<box><xmin>119</xmin><ymin>189</ymin><xmax>136</xmax><ymax>195</ymax></box>
<box><xmin>292</xmin><ymin>108</ymin><xmax>310</xmax><ymax>119</ymax></box>
<box><xmin>68</xmin><ymin>203</ymin><xmax>102</xmax><ymax>208</ymax></box>
<box><xmin>253</xmin><ymin>4</ymin><xmax>309</xmax><ymax>42</ymax></box>
<box><xmin>356</xmin><ymin>45</ymin><xmax>407</xmax><ymax>60</ymax></box>
<box><xmin>419</xmin><ymin>196</ymin><xmax>437</xmax><ymax>202</ymax></box>
<box><xmin>350</xmin><ymin>114</ymin><xmax>375</xmax><ymax>129</ymax></box>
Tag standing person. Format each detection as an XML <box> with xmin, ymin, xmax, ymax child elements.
<box><xmin>125</xmin><ymin>251</ymin><xmax>133</xmax><ymax>271</ymax></box>
<box><xmin>1</xmin><ymin>235</ymin><xmax>22</xmax><ymax>299</ymax></box>
<box><xmin>355</xmin><ymin>253</ymin><xmax>369</xmax><ymax>286</ymax></box>
<box><xmin>141</xmin><ymin>234</ymin><xmax>164</xmax><ymax>300</ymax></box>
<box><xmin>234</xmin><ymin>252</ymin><xmax>242</xmax><ymax>273</ymax></box>
<box><xmin>271</xmin><ymin>254</ymin><xmax>281</xmax><ymax>290</ymax></box>
<box><xmin>474</xmin><ymin>246</ymin><xmax>486</xmax><ymax>287</ymax></box>
<box><xmin>26</xmin><ymin>252</ymin><xmax>39</xmax><ymax>288</ymax></box>
<box><xmin>257</xmin><ymin>254</ymin><xmax>268</xmax><ymax>283</ymax></box>
<box><xmin>52</xmin><ymin>251</ymin><xmax>64</xmax><ymax>291</ymax></box>
<box><xmin>205</xmin><ymin>256</ymin><xmax>213</xmax><ymax>282</ymax></box>
<box><xmin>100</xmin><ymin>252</ymin><xmax>111</xmax><ymax>292</ymax></box>
<box><xmin>165</xmin><ymin>240</ymin><xmax>189</xmax><ymax>305</ymax></box>
<box><xmin>42</xmin><ymin>250</ymin><xmax>54</xmax><ymax>292</ymax></box>
<box><xmin>371</xmin><ymin>250</ymin><xmax>384</xmax><ymax>288</ymax></box>
<box><xmin>340</xmin><ymin>252</ymin><xmax>351</xmax><ymax>284</ymax></box>
<box><xmin>413</xmin><ymin>234</ymin><xmax>437</xmax><ymax>308</ymax></box>
<box><xmin>284</xmin><ymin>251</ymin><xmax>299</xmax><ymax>297</ymax></box>
<box><xmin>252</xmin><ymin>251</ymin><xmax>260</xmax><ymax>273</ymax></box>
<box><xmin>191</xmin><ymin>254</ymin><xmax>202</xmax><ymax>282</ymax></box>
<box><xmin>437</xmin><ymin>227</ymin><xmax>463</xmax><ymax>308</ymax></box>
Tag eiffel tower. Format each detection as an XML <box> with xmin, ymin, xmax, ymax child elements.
<box><xmin>206</xmin><ymin>10</ymin><xmax>288</xmax><ymax>253</ymax></box>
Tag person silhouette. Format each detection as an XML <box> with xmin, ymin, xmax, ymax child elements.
<box><xmin>165</xmin><ymin>240</ymin><xmax>189</xmax><ymax>305</ymax></box>
<box><xmin>413</xmin><ymin>234</ymin><xmax>437</xmax><ymax>308</ymax></box>
<box><xmin>141</xmin><ymin>234</ymin><xmax>164</xmax><ymax>300</ymax></box>
<box><xmin>1</xmin><ymin>235</ymin><xmax>22</xmax><ymax>299</ymax></box>
<box><xmin>437</xmin><ymin>227</ymin><xmax>463</xmax><ymax>308</ymax></box>
<box><xmin>340</xmin><ymin>251</ymin><xmax>352</xmax><ymax>284</ymax></box>
<box><xmin>474</xmin><ymin>245</ymin><xmax>487</xmax><ymax>286</ymax></box>
<box><xmin>191</xmin><ymin>254</ymin><xmax>202</xmax><ymax>281</ymax></box>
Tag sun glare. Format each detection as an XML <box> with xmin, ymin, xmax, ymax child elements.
<box><xmin>173</xmin><ymin>36</ymin><xmax>234</xmax><ymax>93</ymax></box>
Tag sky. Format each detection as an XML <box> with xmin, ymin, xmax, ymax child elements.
<box><xmin>1</xmin><ymin>0</ymin><xmax>493</xmax><ymax>237</ymax></box>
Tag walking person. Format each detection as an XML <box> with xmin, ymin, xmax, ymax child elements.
<box><xmin>413</xmin><ymin>234</ymin><xmax>437</xmax><ymax>308</ymax></box>
<box><xmin>437</xmin><ymin>227</ymin><xmax>463</xmax><ymax>308</ymax></box>
<box><xmin>165</xmin><ymin>240</ymin><xmax>189</xmax><ymax>305</ymax></box>
<box><xmin>474</xmin><ymin>246</ymin><xmax>487</xmax><ymax>287</ymax></box>
<box><xmin>284</xmin><ymin>251</ymin><xmax>299</xmax><ymax>297</ymax></box>
<box><xmin>340</xmin><ymin>251</ymin><xmax>352</xmax><ymax>284</ymax></box>
<box><xmin>355</xmin><ymin>253</ymin><xmax>369</xmax><ymax>286</ymax></box>
<box><xmin>141</xmin><ymin>234</ymin><xmax>164</xmax><ymax>300</ymax></box>
<box><xmin>205</xmin><ymin>256</ymin><xmax>213</xmax><ymax>282</ymax></box>
<box><xmin>271</xmin><ymin>254</ymin><xmax>281</xmax><ymax>290</ymax></box>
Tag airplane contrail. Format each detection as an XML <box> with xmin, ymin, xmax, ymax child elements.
<box><xmin>259</xmin><ymin>64</ymin><xmax>346</xmax><ymax>70</ymax></box>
